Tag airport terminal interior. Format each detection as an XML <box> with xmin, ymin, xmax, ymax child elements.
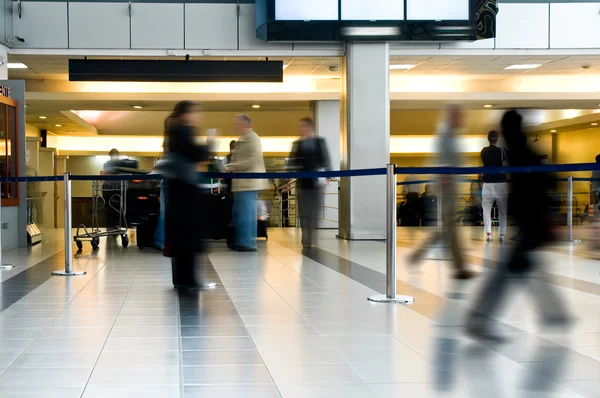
<box><xmin>0</xmin><ymin>1</ymin><xmax>599</xmax><ymax>397</ymax></box>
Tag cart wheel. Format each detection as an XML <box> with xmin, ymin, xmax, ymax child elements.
<box><xmin>91</xmin><ymin>238</ymin><xmax>100</xmax><ymax>250</ymax></box>
<box><xmin>75</xmin><ymin>240</ymin><xmax>83</xmax><ymax>250</ymax></box>
<box><xmin>121</xmin><ymin>235</ymin><xmax>129</xmax><ymax>248</ymax></box>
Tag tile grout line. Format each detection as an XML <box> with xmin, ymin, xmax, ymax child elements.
<box><xmin>78</xmin><ymin>259</ymin><xmax>143</xmax><ymax>397</ymax></box>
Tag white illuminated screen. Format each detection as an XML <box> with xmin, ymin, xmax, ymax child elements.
<box><xmin>342</xmin><ymin>0</ymin><xmax>404</xmax><ymax>20</ymax></box>
<box><xmin>407</xmin><ymin>0</ymin><xmax>470</xmax><ymax>21</ymax></box>
<box><xmin>275</xmin><ymin>0</ymin><xmax>338</xmax><ymax>21</ymax></box>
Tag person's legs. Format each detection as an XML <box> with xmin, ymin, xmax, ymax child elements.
<box><xmin>304</xmin><ymin>188</ymin><xmax>321</xmax><ymax>248</ymax></box>
<box><xmin>496</xmin><ymin>182</ymin><xmax>508</xmax><ymax>238</ymax></box>
<box><xmin>297</xmin><ymin>188</ymin><xmax>309</xmax><ymax>247</ymax></box>
<box><xmin>481</xmin><ymin>183</ymin><xmax>494</xmax><ymax>237</ymax></box>
<box><xmin>234</xmin><ymin>190</ymin><xmax>258</xmax><ymax>249</ymax></box>
<box><xmin>154</xmin><ymin>182</ymin><xmax>166</xmax><ymax>249</ymax></box>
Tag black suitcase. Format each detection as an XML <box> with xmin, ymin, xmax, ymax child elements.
<box><xmin>204</xmin><ymin>193</ymin><xmax>233</xmax><ymax>240</ymax></box>
<box><xmin>136</xmin><ymin>214</ymin><xmax>159</xmax><ymax>249</ymax></box>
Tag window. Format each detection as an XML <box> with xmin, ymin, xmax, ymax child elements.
<box><xmin>0</xmin><ymin>97</ymin><xmax>19</xmax><ymax>206</ymax></box>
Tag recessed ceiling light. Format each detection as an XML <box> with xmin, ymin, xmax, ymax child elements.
<box><xmin>592</xmin><ymin>123</ymin><xmax>598</xmax><ymax>126</ymax></box>
<box><xmin>550</xmin><ymin>129</ymin><xmax>556</xmax><ymax>133</ymax></box>
<box><xmin>504</xmin><ymin>64</ymin><xmax>542</xmax><ymax>70</ymax></box>
<box><xmin>483</xmin><ymin>104</ymin><xmax>493</xmax><ymax>108</ymax></box>
<box><xmin>55</xmin><ymin>124</ymin><xmax>62</xmax><ymax>127</ymax></box>
<box><xmin>39</xmin><ymin>116</ymin><xmax>46</xmax><ymax>119</ymax></box>
<box><xmin>132</xmin><ymin>105</ymin><xmax>143</xmax><ymax>109</ymax></box>
<box><xmin>252</xmin><ymin>105</ymin><xmax>261</xmax><ymax>109</ymax></box>
<box><xmin>390</xmin><ymin>64</ymin><xmax>415</xmax><ymax>70</ymax></box>
<box><xmin>7</xmin><ymin>63</ymin><xmax>28</xmax><ymax>69</ymax></box>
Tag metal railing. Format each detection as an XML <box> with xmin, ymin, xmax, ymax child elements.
<box><xmin>274</xmin><ymin>178</ymin><xmax>339</xmax><ymax>228</ymax></box>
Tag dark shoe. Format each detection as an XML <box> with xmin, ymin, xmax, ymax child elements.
<box><xmin>453</xmin><ymin>269</ymin><xmax>478</xmax><ymax>280</ymax></box>
<box><xmin>235</xmin><ymin>246</ymin><xmax>257</xmax><ymax>252</ymax></box>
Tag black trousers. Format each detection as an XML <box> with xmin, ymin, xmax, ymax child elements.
<box><xmin>171</xmin><ymin>253</ymin><xmax>196</xmax><ymax>287</ymax></box>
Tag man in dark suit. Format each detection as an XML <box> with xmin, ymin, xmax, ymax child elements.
<box><xmin>289</xmin><ymin>117</ymin><xmax>331</xmax><ymax>249</ymax></box>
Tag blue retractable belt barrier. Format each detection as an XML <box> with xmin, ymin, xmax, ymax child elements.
<box><xmin>3</xmin><ymin>163</ymin><xmax>600</xmax><ymax>183</ymax></box>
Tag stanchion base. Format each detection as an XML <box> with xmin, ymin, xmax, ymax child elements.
<box><xmin>52</xmin><ymin>270</ymin><xmax>87</xmax><ymax>276</ymax></box>
<box><xmin>368</xmin><ymin>294</ymin><xmax>415</xmax><ymax>304</ymax></box>
<box><xmin>0</xmin><ymin>264</ymin><xmax>14</xmax><ymax>270</ymax></box>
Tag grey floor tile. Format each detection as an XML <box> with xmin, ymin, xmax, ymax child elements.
<box><xmin>562</xmin><ymin>380</ymin><xmax>600</xmax><ymax>398</ymax></box>
<box><xmin>82</xmin><ymin>385</ymin><xmax>180</xmax><ymax>398</ymax></box>
<box><xmin>183</xmin><ymin>364</ymin><xmax>273</xmax><ymax>385</ymax></box>
<box><xmin>12</xmin><ymin>352</ymin><xmax>99</xmax><ymax>368</ymax></box>
<box><xmin>37</xmin><ymin>327</ymin><xmax>112</xmax><ymax>340</ymax></box>
<box><xmin>277</xmin><ymin>383</ymin><xmax>379</xmax><ymax>398</ymax></box>
<box><xmin>184</xmin><ymin>384</ymin><xmax>281</xmax><ymax>398</ymax></box>
<box><xmin>181</xmin><ymin>336</ymin><xmax>256</xmax><ymax>351</ymax></box>
<box><xmin>0</xmin><ymin>328</ymin><xmax>43</xmax><ymax>340</ymax></box>
<box><xmin>0</xmin><ymin>387</ymin><xmax>83</xmax><ymax>398</ymax></box>
<box><xmin>103</xmin><ymin>337</ymin><xmax>179</xmax><ymax>351</ymax></box>
<box><xmin>182</xmin><ymin>349</ymin><xmax>263</xmax><ymax>366</ymax></box>
<box><xmin>96</xmin><ymin>350</ymin><xmax>180</xmax><ymax>368</ymax></box>
<box><xmin>353</xmin><ymin>361</ymin><xmax>431</xmax><ymax>383</ymax></box>
<box><xmin>109</xmin><ymin>326</ymin><xmax>179</xmax><ymax>338</ymax></box>
<box><xmin>88</xmin><ymin>367</ymin><xmax>180</xmax><ymax>386</ymax></box>
<box><xmin>251</xmin><ymin>335</ymin><xmax>333</xmax><ymax>350</ymax></box>
<box><xmin>246</xmin><ymin>324</ymin><xmax>318</xmax><ymax>336</ymax></box>
<box><xmin>267</xmin><ymin>365</ymin><xmax>365</xmax><ymax>384</ymax></box>
<box><xmin>312</xmin><ymin>323</ymin><xmax>387</xmax><ymax>336</ymax></box>
<box><xmin>369</xmin><ymin>382</ymin><xmax>476</xmax><ymax>398</ymax></box>
<box><xmin>24</xmin><ymin>337</ymin><xmax>106</xmax><ymax>353</ymax></box>
<box><xmin>0</xmin><ymin>352</ymin><xmax>23</xmax><ymax>368</ymax></box>
<box><xmin>180</xmin><ymin>325</ymin><xmax>249</xmax><ymax>337</ymax></box>
<box><xmin>113</xmin><ymin>317</ymin><xmax>178</xmax><ymax>327</ymax></box>
<box><xmin>48</xmin><ymin>317</ymin><xmax>116</xmax><ymax>328</ymax></box>
<box><xmin>0</xmin><ymin>367</ymin><xmax>92</xmax><ymax>388</ymax></box>
<box><xmin>259</xmin><ymin>349</ymin><xmax>348</xmax><ymax>366</ymax></box>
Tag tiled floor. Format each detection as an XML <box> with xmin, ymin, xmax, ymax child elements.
<box><xmin>0</xmin><ymin>227</ymin><xmax>598</xmax><ymax>397</ymax></box>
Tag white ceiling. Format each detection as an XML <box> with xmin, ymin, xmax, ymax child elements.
<box><xmin>9</xmin><ymin>54</ymin><xmax>600</xmax><ymax>81</ymax></box>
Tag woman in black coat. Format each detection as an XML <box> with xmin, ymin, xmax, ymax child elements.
<box><xmin>163</xmin><ymin>101</ymin><xmax>211</xmax><ymax>287</ymax></box>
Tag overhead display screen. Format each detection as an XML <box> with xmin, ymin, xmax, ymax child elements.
<box><xmin>341</xmin><ymin>0</ymin><xmax>405</xmax><ymax>21</ymax></box>
<box><xmin>407</xmin><ymin>0</ymin><xmax>470</xmax><ymax>21</ymax></box>
<box><xmin>275</xmin><ymin>0</ymin><xmax>338</xmax><ymax>21</ymax></box>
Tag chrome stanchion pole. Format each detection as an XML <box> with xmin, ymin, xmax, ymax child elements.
<box><xmin>0</xmin><ymin>182</ymin><xmax>14</xmax><ymax>270</ymax></box>
<box><xmin>567</xmin><ymin>176</ymin><xmax>581</xmax><ymax>243</ymax></box>
<box><xmin>368</xmin><ymin>164</ymin><xmax>415</xmax><ymax>304</ymax></box>
<box><xmin>53</xmin><ymin>173</ymin><xmax>86</xmax><ymax>276</ymax></box>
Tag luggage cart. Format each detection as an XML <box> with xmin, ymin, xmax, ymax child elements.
<box><xmin>74</xmin><ymin>179</ymin><xmax>129</xmax><ymax>250</ymax></box>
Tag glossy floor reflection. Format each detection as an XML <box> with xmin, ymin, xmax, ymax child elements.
<box><xmin>0</xmin><ymin>228</ymin><xmax>597</xmax><ymax>397</ymax></box>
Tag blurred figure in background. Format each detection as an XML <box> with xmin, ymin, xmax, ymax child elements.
<box><xmin>222</xmin><ymin>140</ymin><xmax>236</xmax><ymax>194</ymax></box>
<box><xmin>481</xmin><ymin>130</ymin><xmax>508</xmax><ymax>243</ymax></box>
<box><xmin>467</xmin><ymin>110</ymin><xmax>569</xmax><ymax>341</ymax></box>
<box><xmin>153</xmin><ymin>117</ymin><xmax>173</xmax><ymax>251</ymax></box>
<box><xmin>227</xmin><ymin>114</ymin><xmax>269</xmax><ymax>252</ymax></box>
<box><xmin>289</xmin><ymin>117</ymin><xmax>331</xmax><ymax>249</ymax></box>
<box><xmin>163</xmin><ymin>101</ymin><xmax>211</xmax><ymax>287</ymax></box>
<box><xmin>592</xmin><ymin>154</ymin><xmax>600</xmax><ymax>210</ymax></box>
<box><xmin>409</xmin><ymin>105</ymin><xmax>476</xmax><ymax>279</ymax></box>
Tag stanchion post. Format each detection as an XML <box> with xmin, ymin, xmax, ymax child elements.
<box><xmin>566</xmin><ymin>175</ymin><xmax>581</xmax><ymax>243</ymax></box>
<box><xmin>0</xmin><ymin>182</ymin><xmax>14</xmax><ymax>270</ymax></box>
<box><xmin>52</xmin><ymin>173</ymin><xmax>86</xmax><ymax>276</ymax></box>
<box><xmin>368</xmin><ymin>164</ymin><xmax>415</xmax><ymax>304</ymax></box>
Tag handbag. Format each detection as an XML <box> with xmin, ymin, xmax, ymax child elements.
<box><xmin>153</xmin><ymin>153</ymin><xmax>197</xmax><ymax>185</ymax></box>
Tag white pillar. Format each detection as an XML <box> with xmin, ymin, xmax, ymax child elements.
<box><xmin>339</xmin><ymin>42</ymin><xmax>390</xmax><ymax>240</ymax></box>
<box><xmin>312</xmin><ymin>100</ymin><xmax>340</xmax><ymax>229</ymax></box>
<box><xmin>0</xmin><ymin>45</ymin><xmax>8</xmax><ymax>80</ymax></box>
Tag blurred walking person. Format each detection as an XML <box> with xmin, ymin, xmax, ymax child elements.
<box><xmin>481</xmin><ymin>130</ymin><xmax>508</xmax><ymax>243</ymax></box>
<box><xmin>227</xmin><ymin>114</ymin><xmax>268</xmax><ymax>252</ymax></box>
<box><xmin>409</xmin><ymin>105</ymin><xmax>476</xmax><ymax>280</ymax></box>
<box><xmin>289</xmin><ymin>117</ymin><xmax>331</xmax><ymax>249</ymax></box>
<box><xmin>162</xmin><ymin>101</ymin><xmax>211</xmax><ymax>287</ymax></box>
<box><xmin>467</xmin><ymin>110</ymin><xmax>569</xmax><ymax>341</ymax></box>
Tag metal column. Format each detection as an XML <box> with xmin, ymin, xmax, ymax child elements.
<box><xmin>52</xmin><ymin>173</ymin><xmax>86</xmax><ymax>276</ymax></box>
<box><xmin>368</xmin><ymin>164</ymin><xmax>415</xmax><ymax>304</ymax></box>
